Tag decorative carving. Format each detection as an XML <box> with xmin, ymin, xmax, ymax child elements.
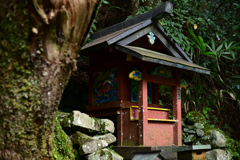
<box><xmin>147</xmin><ymin>31</ymin><xmax>156</xmax><ymax>45</ymax></box>
<box><xmin>180</xmin><ymin>79</ymin><xmax>188</xmax><ymax>88</ymax></box>
<box><xmin>151</xmin><ymin>66</ymin><xmax>171</xmax><ymax>78</ymax></box>
<box><xmin>129</xmin><ymin>70</ymin><xmax>142</xmax><ymax>81</ymax></box>
<box><xmin>93</xmin><ymin>68</ymin><xmax>117</xmax><ymax>104</ymax></box>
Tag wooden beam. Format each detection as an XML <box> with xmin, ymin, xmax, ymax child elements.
<box><xmin>152</xmin><ymin>25</ymin><xmax>182</xmax><ymax>59</ymax></box>
<box><xmin>148</xmin><ymin>118</ymin><xmax>176</xmax><ymax>122</ymax></box>
<box><xmin>108</xmin><ymin>20</ymin><xmax>152</xmax><ymax>45</ymax></box>
<box><xmin>86</xmin><ymin>101</ymin><xmax>122</xmax><ymax>111</ymax></box>
<box><xmin>138</xmin><ymin>64</ymin><xmax>148</xmax><ymax>145</ymax></box>
<box><xmin>89</xmin><ymin>109</ymin><xmax>120</xmax><ymax>117</ymax></box>
<box><xmin>117</xmin><ymin>26</ymin><xmax>152</xmax><ymax>46</ymax></box>
<box><xmin>88</xmin><ymin>58</ymin><xmax>125</xmax><ymax>73</ymax></box>
<box><xmin>172</xmin><ymin>69</ymin><xmax>182</xmax><ymax>146</ymax></box>
<box><xmin>155</xmin><ymin>23</ymin><xmax>193</xmax><ymax>63</ymax></box>
<box><xmin>117</xmin><ymin>109</ymin><xmax>123</xmax><ymax>146</ymax></box>
<box><xmin>145</xmin><ymin>74</ymin><xmax>177</xmax><ymax>86</ymax></box>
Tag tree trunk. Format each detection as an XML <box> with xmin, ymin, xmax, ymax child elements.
<box><xmin>0</xmin><ymin>0</ymin><xmax>101</xmax><ymax>159</ymax></box>
<box><xmin>130</xmin><ymin>0</ymin><xmax>140</xmax><ymax>16</ymax></box>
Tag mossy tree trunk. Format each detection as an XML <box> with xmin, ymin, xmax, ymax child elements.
<box><xmin>0</xmin><ymin>0</ymin><xmax>101</xmax><ymax>159</ymax></box>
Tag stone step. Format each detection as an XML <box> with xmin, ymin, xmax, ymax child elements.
<box><xmin>87</xmin><ymin>148</ymin><xmax>123</xmax><ymax>160</ymax></box>
<box><xmin>112</xmin><ymin>146</ymin><xmax>178</xmax><ymax>160</ymax></box>
<box><xmin>71</xmin><ymin>131</ymin><xmax>116</xmax><ymax>146</ymax></box>
<box><xmin>56</xmin><ymin>111</ymin><xmax>114</xmax><ymax>134</ymax></box>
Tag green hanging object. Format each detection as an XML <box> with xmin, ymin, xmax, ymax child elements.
<box><xmin>180</xmin><ymin>79</ymin><xmax>188</xmax><ymax>88</ymax></box>
<box><xmin>147</xmin><ymin>32</ymin><xmax>156</xmax><ymax>45</ymax></box>
<box><xmin>129</xmin><ymin>70</ymin><xmax>142</xmax><ymax>81</ymax></box>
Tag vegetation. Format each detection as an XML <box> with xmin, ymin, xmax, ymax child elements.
<box><xmin>186</xmin><ymin>111</ymin><xmax>206</xmax><ymax>125</ymax></box>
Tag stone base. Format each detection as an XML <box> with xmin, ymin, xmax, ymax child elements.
<box><xmin>112</xmin><ymin>146</ymin><xmax>178</xmax><ymax>160</ymax></box>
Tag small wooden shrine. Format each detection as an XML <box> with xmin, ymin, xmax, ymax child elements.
<box><xmin>81</xmin><ymin>2</ymin><xmax>210</xmax><ymax>147</ymax></box>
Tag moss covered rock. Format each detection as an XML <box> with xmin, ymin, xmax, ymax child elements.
<box><xmin>54</xmin><ymin>117</ymin><xmax>75</xmax><ymax>160</ymax></box>
<box><xmin>186</xmin><ymin>111</ymin><xmax>206</xmax><ymax>125</ymax></box>
<box><xmin>87</xmin><ymin>148</ymin><xmax>123</xmax><ymax>160</ymax></box>
<box><xmin>56</xmin><ymin>111</ymin><xmax>115</xmax><ymax>135</ymax></box>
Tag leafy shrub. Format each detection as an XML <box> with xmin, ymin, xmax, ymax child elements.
<box><xmin>186</xmin><ymin>111</ymin><xmax>206</xmax><ymax>125</ymax></box>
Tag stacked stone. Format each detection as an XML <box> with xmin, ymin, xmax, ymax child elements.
<box><xmin>182</xmin><ymin>111</ymin><xmax>232</xmax><ymax>160</ymax></box>
<box><xmin>56</xmin><ymin>111</ymin><xmax>123</xmax><ymax>160</ymax></box>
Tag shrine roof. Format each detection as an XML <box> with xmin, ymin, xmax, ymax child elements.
<box><xmin>116</xmin><ymin>45</ymin><xmax>210</xmax><ymax>75</ymax></box>
<box><xmin>81</xmin><ymin>1</ymin><xmax>210</xmax><ymax>75</ymax></box>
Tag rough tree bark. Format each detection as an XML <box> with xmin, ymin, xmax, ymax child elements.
<box><xmin>0</xmin><ymin>0</ymin><xmax>101</xmax><ymax>159</ymax></box>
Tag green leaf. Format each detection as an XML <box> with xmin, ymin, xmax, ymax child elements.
<box><xmin>202</xmin><ymin>43</ymin><xmax>206</xmax><ymax>53</ymax></box>
<box><xmin>221</xmin><ymin>55</ymin><xmax>233</xmax><ymax>60</ymax></box>
<box><xmin>92</xmin><ymin>23</ymin><xmax>96</xmax><ymax>31</ymax></box>
<box><xmin>188</xmin><ymin>29</ymin><xmax>201</xmax><ymax>46</ymax></box>
<box><xmin>198</xmin><ymin>36</ymin><xmax>204</xmax><ymax>46</ymax></box>
<box><xmin>210</xmin><ymin>37</ymin><xmax>215</xmax><ymax>51</ymax></box>
<box><xmin>102</xmin><ymin>0</ymin><xmax>110</xmax><ymax>5</ymax></box>
<box><xmin>210</xmin><ymin>72</ymin><xmax>224</xmax><ymax>84</ymax></box>
<box><xmin>226</xmin><ymin>41</ymin><xmax>234</xmax><ymax>49</ymax></box>
<box><xmin>207</xmin><ymin>44</ymin><xmax>214</xmax><ymax>52</ymax></box>
<box><xmin>216</xmin><ymin>43</ymin><xmax>223</xmax><ymax>52</ymax></box>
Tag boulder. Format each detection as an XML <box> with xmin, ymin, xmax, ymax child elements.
<box><xmin>71</xmin><ymin>131</ymin><xmax>117</xmax><ymax>155</ymax></box>
<box><xmin>195</xmin><ymin>141</ymin><xmax>202</xmax><ymax>145</ymax></box>
<box><xmin>80</xmin><ymin>139</ymin><xmax>108</xmax><ymax>155</ymax></box>
<box><xmin>186</xmin><ymin>111</ymin><xmax>206</xmax><ymax>125</ymax></box>
<box><xmin>201</xmin><ymin>135</ymin><xmax>211</xmax><ymax>144</ymax></box>
<box><xmin>184</xmin><ymin>135</ymin><xmax>195</xmax><ymax>143</ymax></box>
<box><xmin>194</xmin><ymin>123</ymin><xmax>204</xmax><ymax>129</ymax></box>
<box><xmin>210</xmin><ymin>130</ymin><xmax>226</xmax><ymax>148</ymax></box>
<box><xmin>71</xmin><ymin>131</ymin><xmax>93</xmax><ymax>145</ymax></box>
<box><xmin>206</xmin><ymin>149</ymin><xmax>232</xmax><ymax>160</ymax></box>
<box><xmin>87</xmin><ymin>148</ymin><xmax>123</xmax><ymax>160</ymax></box>
<box><xmin>196</xmin><ymin>129</ymin><xmax>205</xmax><ymax>137</ymax></box>
<box><xmin>101</xmin><ymin>119</ymin><xmax>115</xmax><ymax>133</ymax></box>
<box><xmin>93</xmin><ymin>133</ymin><xmax>116</xmax><ymax>144</ymax></box>
<box><xmin>71</xmin><ymin>131</ymin><xmax>116</xmax><ymax>145</ymax></box>
<box><xmin>183</xmin><ymin>128</ymin><xmax>196</xmax><ymax>134</ymax></box>
<box><xmin>56</xmin><ymin>111</ymin><xmax>114</xmax><ymax>134</ymax></box>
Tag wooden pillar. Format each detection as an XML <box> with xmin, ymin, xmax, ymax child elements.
<box><xmin>172</xmin><ymin>69</ymin><xmax>182</xmax><ymax>146</ymax></box>
<box><xmin>138</xmin><ymin>64</ymin><xmax>148</xmax><ymax>145</ymax></box>
<box><xmin>117</xmin><ymin>109</ymin><xmax>123</xmax><ymax>146</ymax></box>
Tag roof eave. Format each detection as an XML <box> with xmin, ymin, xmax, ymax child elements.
<box><xmin>115</xmin><ymin>45</ymin><xmax>210</xmax><ymax>75</ymax></box>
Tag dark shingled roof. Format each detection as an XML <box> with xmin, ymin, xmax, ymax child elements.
<box><xmin>80</xmin><ymin>1</ymin><xmax>210</xmax><ymax>75</ymax></box>
<box><xmin>90</xmin><ymin>1</ymin><xmax>173</xmax><ymax>40</ymax></box>
<box><xmin>81</xmin><ymin>1</ymin><xmax>173</xmax><ymax>52</ymax></box>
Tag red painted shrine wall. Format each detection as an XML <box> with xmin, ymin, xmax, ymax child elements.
<box><xmin>87</xmin><ymin>47</ymin><xmax>181</xmax><ymax>146</ymax></box>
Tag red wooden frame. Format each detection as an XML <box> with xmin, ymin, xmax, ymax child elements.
<box><xmin>86</xmin><ymin>50</ymin><xmax>182</xmax><ymax>147</ymax></box>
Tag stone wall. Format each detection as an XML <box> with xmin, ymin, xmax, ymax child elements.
<box><xmin>55</xmin><ymin>111</ymin><xmax>123</xmax><ymax>160</ymax></box>
<box><xmin>182</xmin><ymin>111</ymin><xmax>232</xmax><ymax>160</ymax></box>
